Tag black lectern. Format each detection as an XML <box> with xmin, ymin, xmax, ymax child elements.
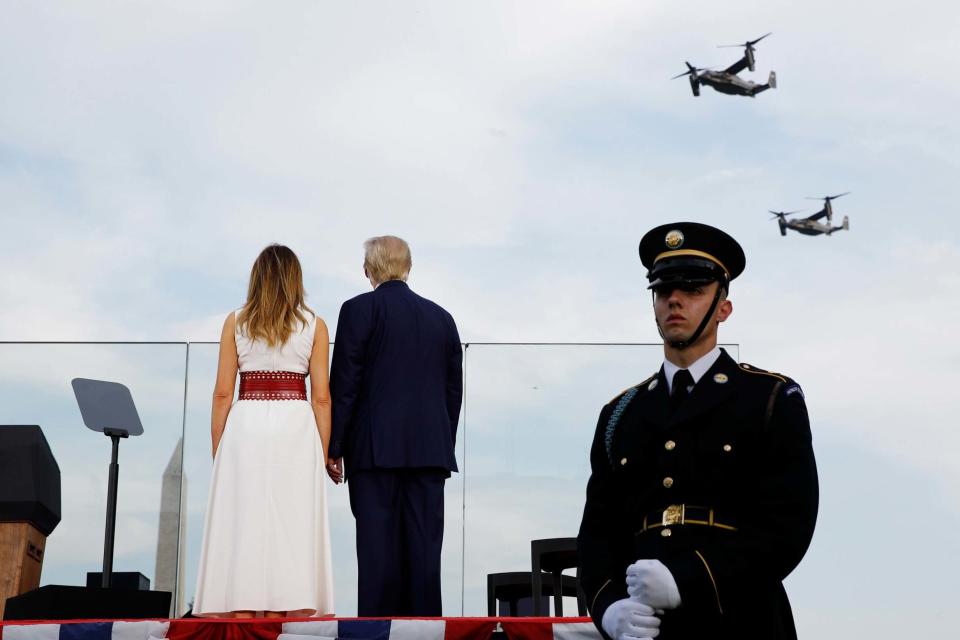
<box><xmin>0</xmin><ymin>425</ymin><xmax>61</xmax><ymax>619</ymax></box>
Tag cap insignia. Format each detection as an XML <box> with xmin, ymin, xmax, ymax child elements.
<box><xmin>664</xmin><ymin>230</ymin><xmax>684</xmax><ymax>249</ymax></box>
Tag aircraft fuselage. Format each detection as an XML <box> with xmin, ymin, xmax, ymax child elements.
<box><xmin>698</xmin><ymin>72</ymin><xmax>758</xmax><ymax>96</ymax></box>
<box><xmin>786</xmin><ymin>220</ymin><xmax>835</xmax><ymax>236</ymax></box>
<box><xmin>791</xmin><ymin>225</ymin><xmax>826</xmax><ymax>236</ymax></box>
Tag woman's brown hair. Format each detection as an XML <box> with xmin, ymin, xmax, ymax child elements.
<box><xmin>237</xmin><ymin>244</ymin><xmax>313</xmax><ymax>347</ymax></box>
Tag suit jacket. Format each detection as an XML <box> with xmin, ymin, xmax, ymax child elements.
<box><xmin>330</xmin><ymin>280</ymin><xmax>463</xmax><ymax>475</ymax></box>
<box><xmin>577</xmin><ymin>349</ymin><xmax>818</xmax><ymax>640</ymax></box>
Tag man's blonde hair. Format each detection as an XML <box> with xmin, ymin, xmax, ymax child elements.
<box><xmin>364</xmin><ymin>236</ymin><xmax>412</xmax><ymax>285</ymax></box>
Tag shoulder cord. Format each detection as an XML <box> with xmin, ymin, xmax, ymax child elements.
<box><xmin>605</xmin><ymin>386</ymin><xmax>639</xmax><ymax>466</ymax></box>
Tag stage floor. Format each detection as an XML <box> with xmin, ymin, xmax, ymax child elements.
<box><xmin>0</xmin><ymin>616</ymin><xmax>601</xmax><ymax>639</ymax></box>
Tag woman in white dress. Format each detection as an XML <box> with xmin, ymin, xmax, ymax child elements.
<box><xmin>193</xmin><ymin>244</ymin><xmax>335</xmax><ymax>618</ymax></box>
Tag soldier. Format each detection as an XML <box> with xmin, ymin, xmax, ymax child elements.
<box><xmin>578</xmin><ymin>222</ymin><xmax>818</xmax><ymax>640</ymax></box>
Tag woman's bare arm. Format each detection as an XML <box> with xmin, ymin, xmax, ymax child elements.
<box><xmin>309</xmin><ymin>317</ymin><xmax>333</xmax><ymax>460</ymax></box>
<box><xmin>211</xmin><ymin>312</ymin><xmax>239</xmax><ymax>458</ymax></box>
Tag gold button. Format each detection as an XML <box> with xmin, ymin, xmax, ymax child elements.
<box><xmin>661</xmin><ymin>528</ymin><xmax>672</xmax><ymax>537</ymax></box>
<box><xmin>723</xmin><ymin>444</ymin><xmax>732</xmax><ymax>452</ymax></box>
<box><xmin>662</xmin><ymin>477</ymin><xmax>674</xmax><ymax>488</ymax></box>
<box><xmin>620</xmin><ymin>457</ymin><xmax>628</xmax><ymax>466</ymax></box>
<box><xmin>664</xmin><ymin>440</ymin><xmax>676</xmax><ymax>451</ymax></box>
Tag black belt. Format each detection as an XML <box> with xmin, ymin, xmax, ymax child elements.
<box><xmin>638</xmin><ymin>504</ymin><xmax>737</xmax><ymax>533</ymax></box>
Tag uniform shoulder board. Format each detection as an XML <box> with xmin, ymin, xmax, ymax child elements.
<box><xmin>743</xmin><ymin>365</ymin><xmax>804</xmax><ymax>427</ymax></box>
<box><xmin>738</xmin><ymin>362</ymin><xmax>788</xmax><ymax>384</ymax></box>
<box><xmin>606</xmin><ymin>372</ymin><xmax>657</xmax><ymax>405</ymax></box>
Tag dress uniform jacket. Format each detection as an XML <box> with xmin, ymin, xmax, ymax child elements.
<box><xmin>577</xmin><ymin>349</ymin><xmax>818</xmax><ymax>640</ymax></box>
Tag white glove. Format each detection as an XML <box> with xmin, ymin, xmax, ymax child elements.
<box><xmin>625</xmin><ymin>559</ymin><xmax>681</xmax><ymax>610</ymax></box>
<box><xmin>601</xmin><ymin>597</ymin><xmax>661</xmax><ymax>640</ymax></box>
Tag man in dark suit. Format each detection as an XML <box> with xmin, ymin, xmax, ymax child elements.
<box><xmin>329</xmin><ymin>235</ymin><xmax>462</xmax><ymax>617</ymax></box>
<box><xmin>578</xmin><ymin>223</ymin><xmax>818</xmax><ymax>640</ymax></box>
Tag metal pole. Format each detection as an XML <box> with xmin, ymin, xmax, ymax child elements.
<box><xmin>102</xmin><ymin>433</ymin><xmax>121</xmax><ymax>588</ymax></box>
<box><xmin>172</xmin><ymin>342</ymin><xmax>191</xmax><ymax>615</ymax></box>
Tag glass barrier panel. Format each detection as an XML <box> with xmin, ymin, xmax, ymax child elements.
<box><xmin>460</xmin><ymin>343</ymin><xmax>738</xmax><ymax>616</ymax></box>
<box><xmin>180</xmin><ymin>343</ymin><xmax>466</xmax><ymax>617</ymax></box>
<box><xmin>0</xmin><ymin>343</ymin><xmax>188</xmax><ymax>615</ymax></box>
<box><xmin>0</xmin><ymin>341</ymin><xmax>739</xmax><ymax>619</ymax></box>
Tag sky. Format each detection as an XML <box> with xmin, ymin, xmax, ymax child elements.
<box><xmin>1</xmin><ymin>0</ymin><xmax>959</xmax><ymax>636</ymax></box>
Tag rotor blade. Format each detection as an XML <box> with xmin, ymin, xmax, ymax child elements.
<box><xmin>718</xmin><ymin>33</ymin><xmax>771</xmax><ymax>48</ymax></box>
<box><xmin>768</xmin><ymin>210</ymin><xmax>803</xmax><ymax>217</ymax></box>
<box><xmin>806</xmin><ymin>192</ymin><xmax>851</xmax><ymax>201</ymax></box>
<box><xmin>672</xmin><ymin>63</ymin><xmax>714</xmax><ymax>78</ymax></box>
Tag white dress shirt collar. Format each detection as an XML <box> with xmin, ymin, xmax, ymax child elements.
<box><xmin>662</xmin><ymin>346</ymin><xmax>722</xmax><ymax>394</ymax></box>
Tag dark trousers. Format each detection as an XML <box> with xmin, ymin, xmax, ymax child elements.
<box><xmin>348</xmin><ymin>467</ymin><xmax>446</xmax><ymax>616</ymax></box>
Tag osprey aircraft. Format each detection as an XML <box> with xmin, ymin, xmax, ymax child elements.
<box><xmin>673</xmin><ymin>33</ymin><xmax>776</xmax><ymax>98</ymax></box>
<box><xmin>770</xmin><ymin>193</ymin><xmax>851</xmax><ymax>236</ymax></box>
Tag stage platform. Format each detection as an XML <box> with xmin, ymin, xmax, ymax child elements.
<box><xmin>0</xmin><ymin>617</ymin><xmax>601</xmax><ymax>640</ymax></box>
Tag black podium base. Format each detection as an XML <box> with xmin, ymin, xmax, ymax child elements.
<box><xmin>85</xmin><ymin>572</ymin><xmax>151</xmax><ymax>591</ymax></box>
<box><xmin>3</xmin><ymin>585</ymin><xmax>171</xmax><ymax>620</ymax></box>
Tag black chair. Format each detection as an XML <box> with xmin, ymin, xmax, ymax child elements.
<box><xmin>530</xmin><ymin>537</ymin><xmax>586</xmax><ymax>616</ymax></box>
<box><xmin>487</xmin><ymin>571</ymin><xmax>579</xmax><ymax>617</ymax></box>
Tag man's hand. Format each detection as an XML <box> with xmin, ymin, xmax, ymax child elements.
<box><xmin>626</xmin><ymin>560</ymin><xmax>681</xmax><ymax>610</ymax></box>
<box><xmin>326</xmin><ymin>457</ymin><xmax>344</xmax><ymax>484</ymax></box>
<box><xmin>601</xmin><ymin>598</ymin><xmax>661</xmax><ymax>640</ymax></box>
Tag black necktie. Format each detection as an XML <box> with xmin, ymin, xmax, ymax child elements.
<box><xmin>671</xmin><ymin>369</ymin><xmax>694</xmax><ymax>409</ymax></box>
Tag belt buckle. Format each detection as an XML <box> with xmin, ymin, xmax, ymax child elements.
<box><xmin>662</xmin><ymin>504</ymin><xmax>684</xmax><ymax>527</ymax></box>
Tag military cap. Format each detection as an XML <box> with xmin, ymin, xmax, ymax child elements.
<box><xmin>639</xmin><ymin>222</ymin><xmax>745</xmax><ymax>289</ymax></box>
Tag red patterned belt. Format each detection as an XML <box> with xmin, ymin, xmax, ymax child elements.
<box><xmin>238</xmin><ymin>371</ymin><xmax>307</xmax><ymax>401</ymax></box>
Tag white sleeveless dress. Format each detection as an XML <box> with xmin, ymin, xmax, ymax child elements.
<box><xmin>193</xmin><ymin>312</ymin><xmax>335</xmax><ymax>616</ymax></box>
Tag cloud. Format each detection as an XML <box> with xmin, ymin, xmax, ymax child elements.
<box><xmin>3</xmin><ymin>1</ymin><xmax>960</xmax><ymax>633</ymax></box>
